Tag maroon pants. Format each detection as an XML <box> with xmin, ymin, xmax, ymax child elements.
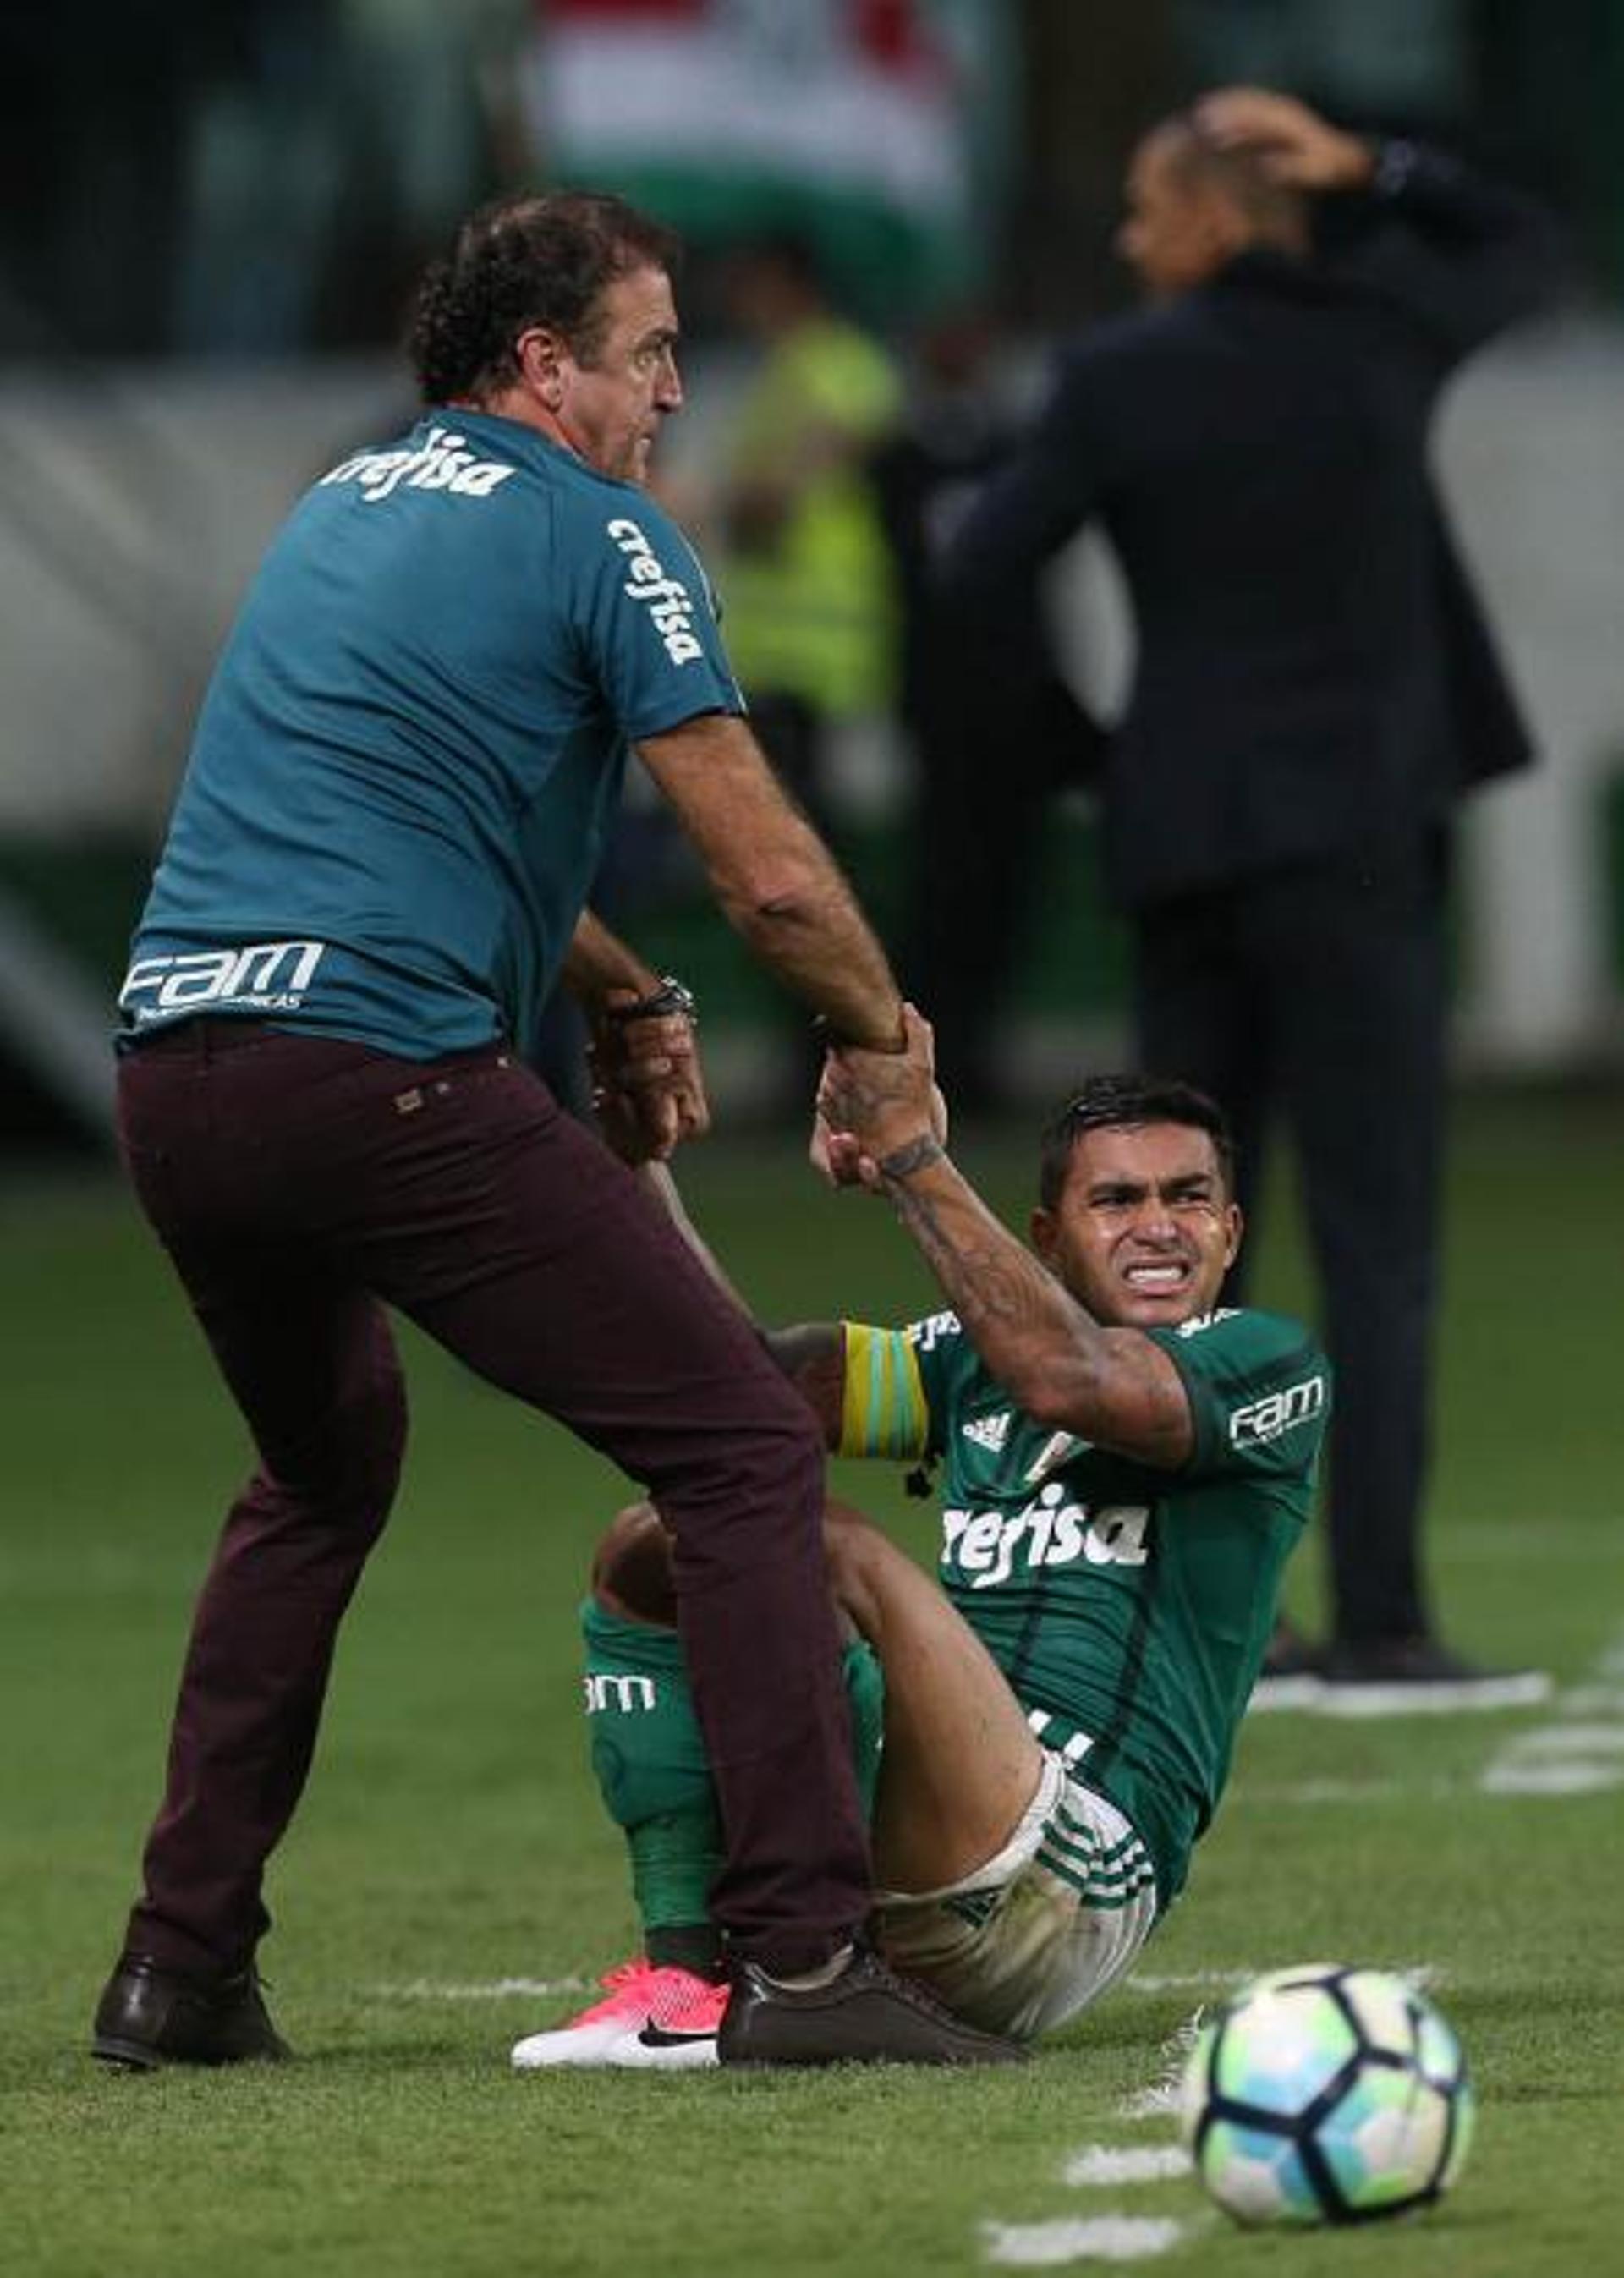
<box><xmin>116</xmin><ymin>1020</ymin><xmax>869</xmax><ymax>1975</ymax></box>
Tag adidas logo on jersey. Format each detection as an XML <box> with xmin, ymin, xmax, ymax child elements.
<box><xmin>962</xmin><ymin>1411</ymin><xmax>1012</xmax><ymax>1453</ymax></box>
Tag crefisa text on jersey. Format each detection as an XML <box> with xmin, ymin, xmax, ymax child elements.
<box><xmin>606</xmin><ymin>518</ymin><xmax>705</xmax><ymax>664</ymax></box>
<box><xmin>321</xmin><ymin>426</ymin><xmax>517</xmax><ymax>504</ymax></box>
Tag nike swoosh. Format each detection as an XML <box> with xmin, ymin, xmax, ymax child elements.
<box><xmin>638</xmin><ymin>2022</ymin><xmax>718</xmax><ymax>2048</ymax></box>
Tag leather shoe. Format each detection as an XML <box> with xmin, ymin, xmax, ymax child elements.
<box><xmin>91</xmin><ymin>1952</ymin><xmax>291</xmax><ymax>2070</ymax></box>
<box><xmin>718</xmin><ymin>1945</ymin><xmax>1024</xmax><ymax>2067</ymax></box>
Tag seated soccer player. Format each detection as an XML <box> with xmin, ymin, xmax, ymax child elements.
<box><xmin>513</xmin><ymin>1059</ymin><xmax>1330</xmax><ymax>2068</ymax></box>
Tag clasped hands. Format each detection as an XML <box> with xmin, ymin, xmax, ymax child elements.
<box><xmin>813</xmin><ymin>1003</ymin><xmax>947</xmax><ymax>1190</ymax></box>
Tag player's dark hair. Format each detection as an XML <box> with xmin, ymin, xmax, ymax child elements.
<box><xmin>409</xmin><ymin>191</ymin><xmax>682</xmax><ymax>406</ymax></box>
<box><xmin>1038</xmin><ymin>1075</ymin><xmax>1236</xmax><ymax>1210</ymax></box>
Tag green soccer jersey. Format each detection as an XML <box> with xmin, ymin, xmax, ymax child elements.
<box><xmin>840</xmin><ymin>1306</ymin><xmax>1330</xmax><ymax>1908</ymax></box>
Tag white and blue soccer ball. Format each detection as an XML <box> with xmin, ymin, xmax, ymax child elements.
<box><xmin>1178</xmin><ymin>1963</ymin><xmax>1474</xmax><ymax>2227</ymax></box>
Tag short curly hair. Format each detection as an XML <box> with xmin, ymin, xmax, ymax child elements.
<box><xmin>408</xmin><ymin>191</ymin><xmax>683</xmax><ymax>406</ymax></box>
<box><xmin>1037</xmin><ymin>1075</ymin><xmax>1236</xmax><ymax>1209</ymax></box>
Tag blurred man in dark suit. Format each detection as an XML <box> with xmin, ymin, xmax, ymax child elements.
<box><xmin>940</xmin><ymin>87</ymin><xmax>1561</xmax><ymax>1706</ymax></box>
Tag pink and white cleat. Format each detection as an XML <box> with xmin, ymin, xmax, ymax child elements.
<box><xmin>511</xmin><ymin>1958</ymin><xmax>725</xmax><ymax>2071</ymax></box>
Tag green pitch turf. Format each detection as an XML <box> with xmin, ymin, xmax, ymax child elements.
<box><xmin>2</xmin><ymin>1084</ymin><xmax>1621</xmax><ymax>2277</ymax></box>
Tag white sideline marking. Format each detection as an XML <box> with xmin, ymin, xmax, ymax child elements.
<box><xmin>1062</xmin><ymin>2147</ymin><xmax>1191</xmax><ymax>2187</ymax></box>
<box><xmin>367</xmin><ymin>1977</ymin><xmax>587</xmax><ymax>2001</ymax></box>
<box><xmin>983</xmin><ymin>2216</ymin><xmax>1187</xmax><ymax>2265</ymax></box>
<box><xmin>1556</xmin><ymin>1686</ymin><xmax>1624</xmax><ymax>1715</ymax></box>
<box><xmin>1493</xmin><ymin>1723</ymin><xmax>1624</xmax><ymax>1755</ymax></box>
<box><xmin>1479</xmin><ymin>1628</ymin><xmax>1624</xmax><ymax>1800</ymax></box>
<box><xmin>1481</xmin><ymin>1763</ymin><xmax>1623</xmax><ymax>1796</ymax></box>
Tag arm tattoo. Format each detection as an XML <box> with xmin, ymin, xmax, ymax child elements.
<box><xmin>877</xmin><ymin>1133</ymin><xmax>946</xmax><ymax>1182</ymax></box>
<box><xmin>886</xmin><ymin>1181</ymin><xmax>1055</xmax><ymax>1333</ymax></box>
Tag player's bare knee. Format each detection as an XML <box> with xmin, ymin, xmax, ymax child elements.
<box><xmin>590</xmin><ymin>1499</ymin><xmax>678</xmax><ymax>1625</ymax></box>
<box><xmin>820</xmin><ymin>1495</ymin><xmax>887</xmax><ymax>1634</ymax></box>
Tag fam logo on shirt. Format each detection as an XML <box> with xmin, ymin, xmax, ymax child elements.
<box><xmin>1227</xmin><ymin>1372</ymin><xmax>1327</xmax><ymax>1449</ymax></box>
<box><xmin>606</xmin><ymin>518</ymin><xmax>704</xmax><ymax>666</ymax></box>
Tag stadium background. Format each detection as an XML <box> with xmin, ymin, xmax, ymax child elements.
<box><xmin>3</xmin><ymin>0</ymin><xmax>1623</xmax><ymax>1147</ymax></box>
<box><xmin>2</xmin><ymin>7</ymin><xmax>1621</xmax><ymax>2275</ymax></box>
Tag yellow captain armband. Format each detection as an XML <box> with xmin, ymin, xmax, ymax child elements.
<box><xmin>838</xmin><ymin>1322</ymin><xmax>930</xmax><ymax>1461</ymax></box>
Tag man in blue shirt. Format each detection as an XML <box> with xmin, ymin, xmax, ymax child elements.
<box><xmin>94</xmin><ymin>192</ymin><xmax>1012</xmax><ymax>2073</ymax></box>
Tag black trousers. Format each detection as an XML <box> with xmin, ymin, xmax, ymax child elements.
<box><xmin>1133</xmin><ymin>837</ymin><xmax>1450</xmax><ymax>1644</ymax></box>
<box><xmin>115</xmin><ymin>1021</ymin><xmax>870</xmax><ymax>1975</ymax></box>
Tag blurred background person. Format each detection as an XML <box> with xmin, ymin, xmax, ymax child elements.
<box><xmin>938</xmin><ymin>86</ymin><xmax>1564</xmax><ymax>1706</ymax></box>
<box><xmin>707</xmin><ymin>232</ymin><xmax>903</xmax><ymax>846</ymax></box>
<box><xmin>870</xmin><ymin>304</ymin><xmax>1103</xmax><ymax>1113</ymax></box>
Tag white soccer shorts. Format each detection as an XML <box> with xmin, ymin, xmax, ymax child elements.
<box><xmin>875</xmin><ymin>1751</ymin><xmax>1159</xmax><ymax>2043</ymax></box>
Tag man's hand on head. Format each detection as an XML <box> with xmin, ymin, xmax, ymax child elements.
<box><xmin>1193</xmin><ymin>87</ymin><xmax>1374</xmax><ymax>193</ymax></box>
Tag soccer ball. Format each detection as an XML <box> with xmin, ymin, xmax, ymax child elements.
<box><xmin>1178</xmin><ymin>1963</ymin><xmax>1474</xmax><ymax>2226</ymax></box>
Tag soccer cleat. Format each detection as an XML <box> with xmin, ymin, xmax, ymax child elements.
<box><xmin>717</xmin><ymin>1945</ymin><xmax>1026</xmax><ymax>2068</ymax></box>
<box><xmin>511</xmin><ymin>1957</ymin><xmax>725</xmax><ymax>2071</ymax></box>
<box><xmin>91</xmin><ymin>1952</ymin><xmax>290</xmax><ymax>2070</ymax></box>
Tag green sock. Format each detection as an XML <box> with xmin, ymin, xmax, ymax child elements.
<box><xmin>579</xmin><ymin>1600</ymin><xmax>885</xmax><ymax>1956</ymax></box>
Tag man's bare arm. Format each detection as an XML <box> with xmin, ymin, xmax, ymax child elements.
<box><xmin>820</xmin><ymin>1014</ymin><xmax>1193</xmax><ymax>1469</ymax></box>
<box><xmin>635</xmin><ymin>711</ymin><xmax>905</xmax><ymax>1050</ymax></box>
<box><xmin>875</xmin><ymin>1150</ymin><xmax>1191</xmax><ymax>1468</ymax></box>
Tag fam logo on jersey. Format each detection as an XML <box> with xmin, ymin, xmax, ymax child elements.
<box><xmin>1175</xmin><ymin>1307</ymin><xmax>1239</xmax><ymax>1339</ymax></box>
<box><xmin>908</xmin><ymin>1309</ymin><xmax>962</xmax><ymax>1353</ymax></box>
<box><xmin>1227</xmin><ymin>1372</ymin><xmax>1327</xmax><ymax>1449</ymax></box>
<box><xmin>583</xmin><ymin>1672</ymin><xmax>656</xmax><ymax>1714</ymax></box>
<box><xmin>120</xmin><ymin>940</ymin><xmax>326</xmax><ymax>1021</ymax></box>
<box><xmin>961</xmin><ymin>1410</ymin><xmax>1012</xmax><ymax>1454</ymax></box>
<box><xmin>606</xmin><ymin>517</ymin><xmax>705</xmax><ymax>665</ymax></box>
<box><xmin>321</xmin><ymin>425</ymin><xmax>518</xmax><ymax>504</ymax></box>
<box><xmin>943</xmin><ymin>1483</ymin><xmax>1150</xmax><ymax>1592</ymax></box>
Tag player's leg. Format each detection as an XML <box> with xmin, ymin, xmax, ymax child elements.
<box><xmin>582</xmin><ymin>1505</ymin><xmax>883</xmax><ymax>1951</ymax></box>
<box><xmin>819</xmin><ymin>1499</ymin><xmax>1047</xmax><ymax>1891</ymax></box>
<box><xmin>568</xmin><ymin>1502</ymin><xmax>1150</xmax><ymax>2047</ymax></box>
<box><xmin>345</xmin><ymin>1051</ymin><xmax>875</xmax><ymax>1979</ymax></box>
<box><xmin>97</xmin><ymin>1029</ymin><xmax>409</xmax><ymax>2063</ymax></box>
<box><xmin>513</xmin><ymin>1502</ymin><xmax>883</xmax><ymax>2069</ymax></box>
<box><xmin>1261</xmin><ymin>843</ymin><xmax>1446</xmax><ymax>1648</ymax></box>
<box><xmin>585</xmin><ymin>1493</ymin><xmax>1041</xmax><ymax>1897</ymax></box>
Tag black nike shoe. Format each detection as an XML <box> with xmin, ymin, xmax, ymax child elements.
<box><xmin>717</xmin><ymin>1946</ymin><xmax>1026</xmax><ymax>2067</ymax></box>
<box><xmin>91</xmin><ymin>1952</ymin><xmax>290</xmax><ymax>2071</ymax></box>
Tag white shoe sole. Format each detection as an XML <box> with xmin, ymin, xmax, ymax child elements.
<box><xmin>511</xmin><ymin>2023</ymin><xmax>720</xmax><ymax>2071</ymax></box>
<box><xmin>511</xmin><ymin>2023</ymin><xmax>628</xmax><ymax>2070</ymax></box>
<box><xmin>1249</xmin><ymin>1669</ymin><xmax>1554</xmax><ymax>1718</ymax></box>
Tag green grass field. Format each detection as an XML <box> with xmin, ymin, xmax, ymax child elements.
<box><xmin>3</xmin><ymin>1086</ymin><xmax>1621</xmax><ymax>2277</ymax></box>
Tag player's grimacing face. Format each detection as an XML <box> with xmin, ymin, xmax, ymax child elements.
<box><xmin>556</xmin><ymin>265</ymin><xmax>683</xmax><ymax>485</ymax></box>
<box><xmin>1030</xmin><ymin>1123</ymin><xmax>1241</xmax><ymax>1331</ymax></box>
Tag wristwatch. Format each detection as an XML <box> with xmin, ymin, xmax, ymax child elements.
<box><xmin>605</xmin><ymin>975</ymin><xmax>697</xmax><ymax>1025</ymax></box>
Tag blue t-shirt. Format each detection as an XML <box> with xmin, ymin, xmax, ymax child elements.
<box><xmin>120</xmin><ymin>412</ymin><xmax>743</xmax><ymax>1057</ymax></box>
